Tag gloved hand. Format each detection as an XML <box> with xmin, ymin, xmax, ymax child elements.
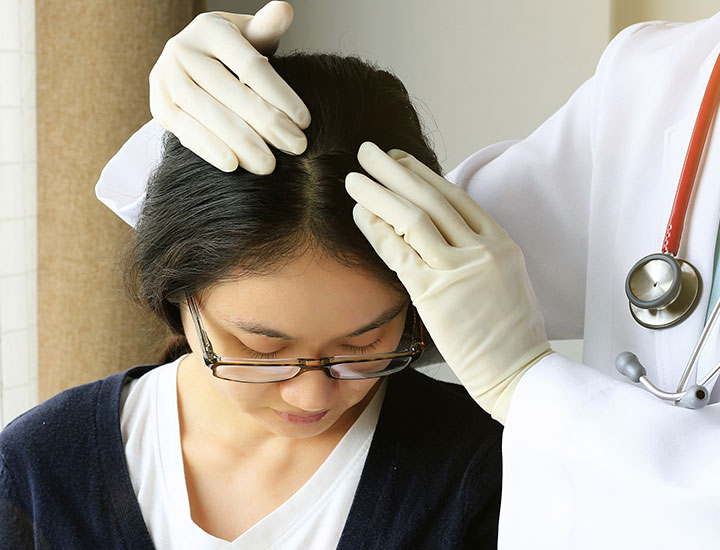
<box><xmin>149</xmin><ymin>1</ymin><xmax>311</xmax><ymax>174</ymax></box>
<box><xmin>345</xmin><ymin>142</ymin><xmax>553</xmax><ymax>423</ymax></box>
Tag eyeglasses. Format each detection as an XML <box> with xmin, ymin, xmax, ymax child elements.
<box><xmin>186</xmin><ymin>294</ymin><xmax>425</xmax><ymax>383</ymax></box>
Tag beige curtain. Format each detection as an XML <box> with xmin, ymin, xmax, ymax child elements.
<box><xmin>37</xmin><ymin>0</ymin><xmax>204</xmax><ymax>400</ymax></box>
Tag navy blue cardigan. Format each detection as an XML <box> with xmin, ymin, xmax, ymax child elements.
<box><xmin>0</xmin><ymin>366</ymin><xmax>502</xmax><ymax>549</ymax></box>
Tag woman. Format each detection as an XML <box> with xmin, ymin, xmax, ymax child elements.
<box><xmin>0</xmin><ymin>53</ymin><xmax>502</xmax><ymax>549</ymax></box>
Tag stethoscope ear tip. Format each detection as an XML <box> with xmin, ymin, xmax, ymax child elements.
<box><xmin>678</xmin><ymin>384</ymin><xmax>710</xmax><ymax>409</ymax></box>
<box><xmin>615</xmin><ymin>352</ymin><xmax>646</xmax><ymax>383</ymax></box>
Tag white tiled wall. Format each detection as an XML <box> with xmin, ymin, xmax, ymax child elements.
<box><xmin>0</xmin><ymin>0</ymin><xmax>37</xmax><ymax>429</ymax></box>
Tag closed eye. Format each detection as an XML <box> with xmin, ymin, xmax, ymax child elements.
<box><xmin>235</xmin><ymin>340</ymin><xmax>382</xmax><ymax>360</ymax></box>
<box><xmin>344</xmin><ymin>341</ymin><xmax>380</xmax><ymax>355</ymax></box>
<box><xmin>235</xmin><ymin>342</ymin><xmax>282</xmax><ymax>360</ymax></box>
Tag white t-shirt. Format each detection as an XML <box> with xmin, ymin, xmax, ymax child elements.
<box><xmin>120</xmin><ymin>356</ymin><xmax>385</xmax><ymax>549</ymax></box>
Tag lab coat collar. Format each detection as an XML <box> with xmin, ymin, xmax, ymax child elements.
<box><xmin>699</xmin><ymin>41</ymin><xmax>720</xmax><ymax>88</ymax></box>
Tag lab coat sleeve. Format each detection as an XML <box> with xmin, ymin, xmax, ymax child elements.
<box><xmin>446</xmin><ymin>76</ymin><xmax>597</xmax><ymax>340</ymax></box>
<box><xmin>499</xmin><ymin>353</ymin><xmax>720</xmax><ymax>548</ymax></box>
<box><xmin>95</xmin><ymin>119</ymin><xmax>166</xmax><ymax>228</ymax></box>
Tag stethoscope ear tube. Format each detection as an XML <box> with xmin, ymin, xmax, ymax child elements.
<box><xmin>614</xmin><ymin>352</ymin><xmax>710</xmax><ymax>408</ymax></box>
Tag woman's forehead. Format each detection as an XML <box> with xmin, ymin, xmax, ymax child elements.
<box><xmin>202</xmin><ymin>252</ymin><xmax>406</xmax><ymax>336</ymax></box>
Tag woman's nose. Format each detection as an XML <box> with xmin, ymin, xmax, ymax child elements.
<box><xmin>279</xmin><ymin>369</ymin><xmax>337</xmax><ymax>412</ymax></box>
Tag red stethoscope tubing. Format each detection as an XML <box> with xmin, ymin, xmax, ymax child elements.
<box><xmin>663</xmin><ymin>52</ymin><xmax>720</xmax><ymax>256</ymax></box>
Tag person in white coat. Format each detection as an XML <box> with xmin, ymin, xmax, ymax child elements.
<box><xmin>96</xmin><ymin>3</ymin><xmax>720</xmax><ymax>547</ymax></box>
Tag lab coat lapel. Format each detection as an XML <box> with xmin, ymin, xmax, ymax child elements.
<box><xmin>656</xmin><ymin>44</ymin><xmax>720</xmax><ymax>399</ymax></box>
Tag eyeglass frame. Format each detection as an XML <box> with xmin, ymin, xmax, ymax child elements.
<box><xmin>186</xmin><ymin>293</ymin><xmax>425</xmax><ymax>383</ymax></box>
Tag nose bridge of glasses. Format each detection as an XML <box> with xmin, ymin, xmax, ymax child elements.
<box><xmin>297</xmin><ymin>357</ymin><xmax>333</xmax><ymax>367</ymax></box>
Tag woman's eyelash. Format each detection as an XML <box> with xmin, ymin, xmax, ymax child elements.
<box><xmin>240</xmin><ymin>345</ymin><xmax>280</xmax><ymax>360</ymax></box>
<box><xmin>346</xmin><ymin>341</ymin><xmax>380</xmax><ymax>355</ymax></box>
<box><xmin>239</xmin><ymin>340</ymin><xmax>381</xmax><ymax>359</ymax></box>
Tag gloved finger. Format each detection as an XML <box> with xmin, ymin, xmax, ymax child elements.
<box><xmin>356</xmin><ymin>142</ymin><xmax>478</xmax><ymax>248</ymax></box>
<box><xmin>346</xmin><ymin>172</ymin><xmax>454</xmax><ymax>269</ymax></box>
<box><xmin>237</xmin><ymin>1</ymin><xmax>293</xmax><ymax>56</ymax></box>
<box><xmin>184</xmin><ymin>52</ymin><xmax>307</xmax><ymax>155</ymax></box>
<box><xmin>203</xmin><ymin>13</ymin><xmax>311</xmax><ymax>129</ymax></box>
<box><xmin>386</xmin><ymin>148</ymin><xmax>507</xmax><ymax>238</ymax></box>
<box><xmin>157</xmin><ymin>107</ymin><xmax>238</xmax><ymax>172</ymax></box>
<box><xmin>168</xmin><ymin>77</ymin><xmax>278</xmax><ymax>174</ymax></box>
<box><xmin>352</xmin><ymin>204</ymin><xmax>428</xmax><ymax>284</ymax></box>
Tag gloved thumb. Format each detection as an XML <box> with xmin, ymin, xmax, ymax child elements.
<box><xmin>245</xmin><ymin>1</ymin><xmax>294</xmax><ymax>56</ymax></box>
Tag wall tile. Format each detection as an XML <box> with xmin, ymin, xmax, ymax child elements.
<box><xmin>0</xmin><ymin>0</ymin><xmax>21</xmax><ymax>52</ymax></box>
<box><xmin>0</xmin><ymin>108</ymin><xmax>23</xmax><ymax>163</ymax></box>
<box><xmin>0</xmin><ymin>163</ymin><xmax>24</xmax><ymax>219</ymax></box>
<box><xmin>0</xmin><ymin>219</ymin><xmax>26</xmax><ymax>276</ymax></box>
<box><xmin>0</xmin><ymin>0</ymin><xmax>37</xmax><ymax>426</ymax></box>
<box><xmin>2</xmin><ymin>384</ymin><xmax>30</xmax><ymax>428</ymax></box>
<box><xmin>23</xmin><ymin>162</ymin><xmax>36</xmax><ymax>217</ymax></box>
<box><xmin>21</xmin><ymin>52</ymin><xmax>35</xmax><ymax>105</ymax></box>
<box><xmin>1</xmin><ymin>328</ymin><xmax>29</xmax><ymax>388</ymax></box>
<box><xmin>24</xmin><ymin>216</ymin><xmax>36</xmax><ymax>271</ymax></box>
<box><xmin>25</xmin><ymin>269</ymin><xmax>36</xmax><ymax>323</ymax></box>
<box><xmin>22</xmin><ymin>107</ymin><xmax>36</xmax><ymax>161</ymax></box>
<box><xmin>27</xmin><ymin>322</ymin><xmax>36</xmax><ymax>379</ymax></box>
<box><xmin>0</xmin><ymin>275</ymin><xmax>28</xmax><ymax>331</ymax></box>
<box><xmin>0</xmin><ymin>52</ymin><xmax>21</xmax><ymax>106</ymax></box>
<box><xmin>20</xmin><ymin>0</ymin><xmax>34</xmax><ymax>53</ymax></box>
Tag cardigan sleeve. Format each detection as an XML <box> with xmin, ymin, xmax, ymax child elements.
<box><xmin>461</xmin><ymin>435</ymin><xmax>503</xmax><ymax>548</ymax></box>
<box><xmin>0</xmin><ymin>371</ymin><xmax>151</xmax><ymax>550</ymax></box>
<box><xmin>0</xmin><ymin>451</ymin><xmax>36</xmax><ymax>549</ymax></box>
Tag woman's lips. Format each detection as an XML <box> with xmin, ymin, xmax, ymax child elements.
<box><xmin>275</xmin><ymin>410</ymin><xmax>329</xmax><ymax>425</ymax></box>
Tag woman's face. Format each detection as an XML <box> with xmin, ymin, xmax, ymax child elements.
<box><xmin>180</xmin><ymin>249</ymin><xmax>408</xmax><ymax>440</ymax></box>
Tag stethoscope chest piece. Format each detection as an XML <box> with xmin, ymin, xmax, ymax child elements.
<box><xmin>626</xmin><ymin>253</ymin><xmax>701</xmax><ymax>329</ymax></box>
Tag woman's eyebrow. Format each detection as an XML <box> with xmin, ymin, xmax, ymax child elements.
<box><xmin>223</xmin><ymin>319</ymin><xmax>293</xmax><ymax>340</ymax></box>
<box><xmin>343</xmin><ymin>303</ymin><xmax>406</xmax><ymax>338</ymax></box>
<box><xmin>223</xmin><ymin>303</ymin><xmax>407</xmax><ymax>340</ymax></box>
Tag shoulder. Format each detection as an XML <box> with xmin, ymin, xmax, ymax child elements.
<box><xmin>350</xmin><ymin>369</ymin><xmax>502</xmax><ymax>547</ymax></box>
<box><xmin>0</xmin><ymin>365</ymin><xmax>159</xmax><ymax>548</ymax></box>
<box><xmin>0</xmin><ymin>365</ymin><xmax>157</xmax><ymax>475</ymax></box>
<box><xmin>383</xmin><ymin>369</ymin><xmax>502</xmax><ymax>456</ymax></box>
<box><xmin>596</xmin><ymin>15</ymin><xmax>720</xmax><ymax>82</ymax></box>
<box><xmin>387</xmin><ymin>368</ymin><xmax>499</xmax><ymax>420</ymax></box>
<box><xmin>0</xmin><ymin>377</ymin><xmax>110</xmax><ymax>456</ymax></box>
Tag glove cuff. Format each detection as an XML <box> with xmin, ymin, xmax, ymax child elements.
<box><xmin>473</xmin><ymin>344</ymin><xmax>554</xmax><ymax>424</ymax></box>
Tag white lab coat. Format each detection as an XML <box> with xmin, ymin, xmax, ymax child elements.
<box><xmin>445</xmin><ymin>16</ymin><xmax>720</xmax><ymax>548</ymax></box>
<box><xmin>96</xmin><ymin>15</ymin><xmax>720</xmax><ymax>550</ymax></box>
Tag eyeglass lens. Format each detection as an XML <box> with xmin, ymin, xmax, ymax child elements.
<box><xmin>214</xmin><ymin>356</ymin><xmax>413</xmax><ymax>382</ymax></box>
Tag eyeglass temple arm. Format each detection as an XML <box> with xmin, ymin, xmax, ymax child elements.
<box><xmin>186</xmin><ymin>294</ymin><xmax>217</xmax><ymax>361</ymax></box>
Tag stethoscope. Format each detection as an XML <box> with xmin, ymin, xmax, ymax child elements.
<box><xmin>615</xmin><ymin>52</ymin><xmax>720</xmax><ymax>409</ymax></box>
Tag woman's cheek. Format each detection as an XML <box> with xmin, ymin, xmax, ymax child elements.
<box><xmin>341</xmin><ymin>378</ymin><xmax>381</xmax><ymax>406</ymax></box>
<box><xmin>210</xmin><ymin>376</ymin><xmax>274</xmax><ymax>411</ymax></box>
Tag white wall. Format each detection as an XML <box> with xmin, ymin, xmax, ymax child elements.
<box><xmin>0</xmin><ymin>0</ymin><xmax>37</xmax><ymax>428</ymax></box>
<box><xmin>612</xmin><ymin>0</ymin><xmax>720</xmax><ymax>35</ymax></box>
<box><xmin>214</xmin><ymin>1</ymin><xmax>612</xmax><ymax>173</ymax></box>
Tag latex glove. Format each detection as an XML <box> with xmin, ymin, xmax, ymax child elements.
<box><xmin>345</xmin><ymin>142</ymin><xmax>553</xmax><ymax>423</ymax></box>
<box><xmin>149</xmin><ymin>1</ymin><xmax>311</xmax><ymax>174</ymax></box>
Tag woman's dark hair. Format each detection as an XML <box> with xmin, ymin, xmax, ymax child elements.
<box><xmin>124</xmin><ymin>53</ymin><xmax>441</xmax><ymax>358</ymax></box>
